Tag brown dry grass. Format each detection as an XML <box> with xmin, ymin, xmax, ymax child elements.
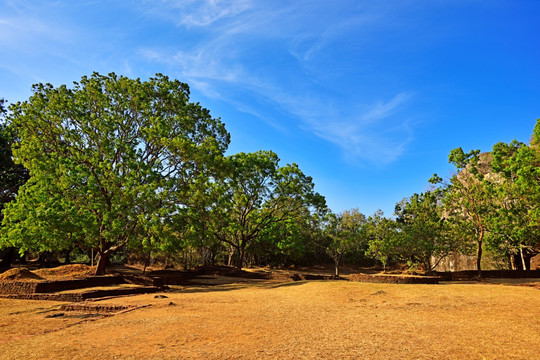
<box><xmin>0</xmin><ymin>264</ymin><xmax>96</xmax><ymax>282</ymax></box>
<box><xmin>1</xmin><ymin>280</ymin><xmax>539</xmax><ymax>359</ymax></box>
<box><xmin>33</xmin><ymin>264</ymin><xmax>96</xmax><ymax>279</ymax></box>
<box><xmin>0</xmin><ymin>268</ymin><xmax>44</xmax><ymax>281</ymax></box>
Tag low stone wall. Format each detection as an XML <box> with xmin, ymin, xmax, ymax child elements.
<box><xmin>39</xmin><ymin>275</ymin><xmax>124</xmax><ymax>293</ymax></box>
<box><xmin>0</xmin><ymin>293</ymin><xmax>84</xmax><ymax>302</ymax></box>
<box><xmin>0</xmin><ymin>281</ymin><xmax>41</xmax><ymax>295</ymax></box>
<box><xmin>148</xmin><ymin>273</ymin><xmax>195</xmax><ymax>285</ymax></box>
<box><xmin>123</xmin><ymin>274</ymin><xmax>164</xmax><ymax>287</ymax></box>
<box><xmin>0</xmin><ymin>274</ymin><xmax>163</xmax><ymax>296</ymax></box>
<box><xmin>349</xmin><ymin>273</ymin><xmax>440</xmax><ymax>284</ymax></box>
<box><xmin>80</xmin><ymin>286</ymin><xmax>160</xmax><ymax>299</ymax></box>
<box><xmin>435</xmin><ymin>270</ymin><xmax>540</xmax><ymax>280</ymax></box>
<box><xmin>0</xmin><ymin>286</ymin><xmax>161</xmax><ymax>301</ymax></box>
<box><xmin>0</xmin><ymin>275</ymin><xmax>123</xmax><ymax>294</ymax></box>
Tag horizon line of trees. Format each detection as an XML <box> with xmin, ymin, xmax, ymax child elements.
<box><xmin>0</xmin><ymin>73</ymin><xmax>539</xmax><ymax>276</ymax></box>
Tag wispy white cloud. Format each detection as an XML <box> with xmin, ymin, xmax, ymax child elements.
<box><xmin>136</xmin><ymin>1</ymin><xmax>415</xmax><ymax>164</ymax></box>
<box><xmin>142</xmin><ymin>0</ymin><xmax>252</xmax><ymax>27</ymax></box>
<box><xmin>252</xmin><ymin>90</ymin><xmax>415</xmax><ymax>164</ymax></box>
<box><xmin>307</xmin><ymin>98</ymin><xmax>415</xmax><ymax>164</ymax></box>
<box><xmin>288</xmin><ymin>13</ymin><xmax>377</xmax><ymax>64</ymax></box>
<box><xmin>360</xmin><ymin>93</ymin><xmax>412</xmax><ymax>123</ymax></box>
<box><xmin>0</xmin><ymin>15</ymin><xmax>71</xmax><ymax>48</ymax></box>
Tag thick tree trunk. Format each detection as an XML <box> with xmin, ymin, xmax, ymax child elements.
<box><xmin>95</xmin><ymin>251</ymin><xmax>109</xmax><ymax>275</ymax></box>
<box><xmin>476</xmin><ymin>237</ymin><xmax>483</xmax><ymax>277</ymax></box>
<box><xmin>143</xmin><ymin>252</ymin><xmax>151</xmax><ymax>275</ymax></box>
<box><xmin>334</xmin><ymin>260</ymin><xmax>340</xmax><ymax>277</ymax></box>
<box><xmin>424</xmin><ymin>256</ymin><xmax>433</xmax><ymax>274</ymax></box>
<box><xmin>236</xmin><ymin>248</ymin><xmax>244</xmax><ymax>269</ymax></box>
<box><xmin>200</xmin><ymin>247</ymin><xmax>212</xmax><ymax>266</ymax></box>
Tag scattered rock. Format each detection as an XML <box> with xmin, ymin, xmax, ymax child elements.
<box><xmin>154</xmin><ymin>294</ymin><xmax>168</xmax><ymax>299</ymax></box>
<box><xmin>371</xmin><ymin>290</ymin><xmax>386</xmax><ymax>296</ymax></box>
<box><xmin>168</xmin><ymin>302</ymin><xmax>176</xmax><ymax>306</ymax></box>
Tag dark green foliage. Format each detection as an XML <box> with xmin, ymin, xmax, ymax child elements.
<box><xmin>0</xmin><ymin>98</ymin><xmax>30</xmax><ymax>269</ymax></box>
<box><xmin>324</xmin><ymin>208</ymin><xmax>367</xmax><ymax>276</ymax></box>
<box><xmin>488</xmin><ymin>122</ymin><xmax>540</xmax><ymax>269</ymax></box>
<box><xmin>0</xmin><ymin>74</ymin><xmax>230</xmax><ymax>274</ymax></box>
<box><xmin>0</xmin><ymin>99</ymin><xmax>29</xmax><ymax>214</ymax></box>
<box><xmin>394</xmin><ymin>191</ymin><xmax>458</xmax><ymax>273</ymax></box>
<box><xmin>209</xmin><ymin>150</ymin><xmax>327</xmax><ymax>269</ymax></box>
<box><xmin>364</xmin><ymin>210</ymin><xmax>399</xmax><ymax>271</ymax></box>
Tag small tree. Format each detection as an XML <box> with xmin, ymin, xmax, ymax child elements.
<box><xmin>1</xmin><ymin>73</ymin><xmax>229</xmax><ymax>274</ymax></box>
<box><xmin>365</xmin><ymin>210</ymin><xmax>398</xmax><ymax>271</ymax></box>
<box><xmin>394</xmin><ymin>191</ymin><xmax>455</xmax><ymax>273</ymax></box>
<box><xmin>210</xmin><ymin>151</ymin><xmax>326</xmax><ymax>269</ymax></box>
<box><xmin>325</xmin><ymin>209</ymin><xmax>366</xmax><ymax>276</ymax></box>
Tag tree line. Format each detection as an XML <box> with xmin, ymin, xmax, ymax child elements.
<box><xmin>0</xmin><ymin>73</ymin><xmax>538</xmax><ymax>276</ymax></box>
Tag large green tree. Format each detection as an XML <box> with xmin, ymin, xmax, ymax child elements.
<box><xmin>489</xmin><ymin>121</ymin><xmax>540</xmax><ymax>269</ymax></box>
<box><xmin>437</xmin><ymin>149</ymin><xmax>497</xmax><ymax>276</ymax></box>
<box><xmin>210</xmin><ymin>150</ymin><xmax>326</xmax><ymax>269</ymax></box>
<box><xmin>1</xmin><ymin>73</ymin><xmax>229</xmax><ymax>274</ymax></box>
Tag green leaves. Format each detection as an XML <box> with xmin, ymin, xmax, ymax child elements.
<box><xmin>208</xmin><ymin>150</ymin><xmax>326</xmax><ymax>268</ymax></box>
<box><xmin>324</xmin><ymin>208</ymin><xmax>367</xmax><ymax>275</ymax></box>
<box><xmin>1</xmin><ymin>73</ymin><xmax>230</xmax><ymax>274</ymax></box>
<box><xmin>0</xmin><ymin>102</ymin><xmax>29</xmax><ymax>213</ymax></box>
<box><xmin>364</xmin><ymin>210</ymin><xmax>398</xmax><ymax>270</ymax></box>
<box><xmin>488</xmin><ymin>128</ymin><xmax>540</xmax><ymax>265</ymax></box>
<box><xmin>394</xmin><ymin>191</ymin><xmax>456</xmax><ymax>272</ymax></box>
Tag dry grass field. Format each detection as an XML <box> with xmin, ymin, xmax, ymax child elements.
<box><xmin>1</xmin><ymin>278</ymin><xmax>539</xmax><ymax>359</ymax></box>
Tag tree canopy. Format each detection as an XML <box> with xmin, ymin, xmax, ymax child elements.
<box><xmin>0</xmin><ymin>99</ymin><xmax>29</xmax><ymax>213</ymax></box>
<box><xmin>394</xmin><ymin>191</ymin><xmax>457</xmax><ymax>273</ymax></box>
<box><xmin>489</xmin><ymin>122</ymin><xmax>540</xmax><ymax>268</ymax></box>
<box><xmin>0</xmin><ymin>74</ymin><xmax>538</xmax><ymax>275</ymax></box>
<box><xmin>210</xmin><ymin>150</ymin><xmax>326</xmax><ymax>268</ymax></box>
<box><xmin>0</xmin><ymin>73</ymin><xmax>230</xmax><ymax>274</ymax></box>
<box><xmin>325</xmin><ymin>208</ymin><xmax>366</xmax><ymax>276</ymax></box>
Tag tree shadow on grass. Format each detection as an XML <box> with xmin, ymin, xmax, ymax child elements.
<box><xmin>168</xmin><ymin>280</ymin><xmax>307</xmax><ymax>294</ymax></box>
<box><xmin>265</xmin><ymin>281</ymin><xmax>308</xmax><ymax>289</ymax></box>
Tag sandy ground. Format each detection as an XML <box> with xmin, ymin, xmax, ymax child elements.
<box><xmin>1</xmin><ymin>279</ymin><xmax>539</xmax><ymax>360</ymax></box>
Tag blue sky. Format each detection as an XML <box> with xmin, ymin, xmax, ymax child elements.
<box><xmin>1</xmin><ymin>0</ymin><xmax>539</xmax><ymax>217</ymax></box>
